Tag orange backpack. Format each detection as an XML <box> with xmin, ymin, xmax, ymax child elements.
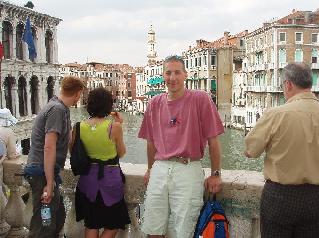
<box><xmin>201</xmin><ymin>213</ymin><xmax>229</xmax><ymax>238</ymax></box>
<box><xmin>194</xmin><ymin>195</ymin><xmax>230</xmax><ymax>238</ymax></box>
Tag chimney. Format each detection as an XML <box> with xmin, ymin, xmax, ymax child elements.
<box><xmin>292</xmin><ymin>9</ymin><xmax>296</xmax><ymax>13</ymax></box>
<box><xmin>224</xmin><ymin>31</ymin><xmax>230</xmax><ymax>45</ymax></box>
<box><xmin>189</xmin><ymin>45</ymin><xmax>192</xmax><ymax>51</ymax></box>
<box><xmin>304</xmin><ymin>11</ymin><xmax>312</xmax><ymax>23</ymax></box>
<box><xmin>245</xmin><ymin>30</ymin><xmax>249</xmax><ymax>35</ymax></box>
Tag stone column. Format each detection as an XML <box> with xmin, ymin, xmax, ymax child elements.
<box><xmin>4</xmin><ymin>185</ymin><xmax>28</xmax><ymax>237</ymax></box>
<box><xmin>53</xmin><ymin>27</ymin><xmax>59</xmax><ymax>64</ymax></box>
<box><xmin>23</xmin><ymin>41</ymin><xmax>29</xmax><ymax>61</ymax></box>
<box><xmin>0</xmin><ymin>20</ymin><xmax>3</xmax><ymax>42</ymax></box>
<box><xmin>12</xmin><ymin>28</ymin><xmax>17</xmax><ymax>61</ymax></box>
<box><xmin>1</xmin><ymin>82</ymin><xmax>5</xmax><ymax>110</ymax></box>
<box><xmin>38</xmin><ymin>79</ymin><xmax>45</xmax><ymax>110</ymax></box>
<box><xmin>26</xmin><ymin>80</ymin><xmax>32</xmax><ymax>116</ymax></box>
<box><xmin>12</xmin><ymin>85</ymin><xmax>20</xmax><ymax>118</ymax></box>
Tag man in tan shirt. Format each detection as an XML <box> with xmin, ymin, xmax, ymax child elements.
<box><xmin>245</xmin><ymin>63</ymin><xmax>319</xmax><ymax>238</ymax></box>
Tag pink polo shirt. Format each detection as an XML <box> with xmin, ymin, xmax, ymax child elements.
<box><xmin>138</xmin><ymin>89</ymin><xmax>224</xmax><ymax>160</ymax></box>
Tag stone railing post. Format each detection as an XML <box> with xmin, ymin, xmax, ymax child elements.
<box><xmin>60</xmin><ymin>169</ymin><xmax>84</xmax><ymax>237</ymax></box>
<box><xmin>3</xmin><ymin>157</ymin><xmax>29</xmax><ymax>238</ymax></box>
<box><xmin>4</xmin><ymin>185</ymin><xmax>28</xmax><ymax>237</ymax></box>
<box><xmin>0</xmin><ymin>157</ymin><xmax>10</xmax><ymax>237</ymax></box>
<box><xmin>117</xmin><ymin>163</ymin><xmax>148</xmax><ymax>238</ymax></box>
<box><xmin>23</xmin><ymin>185</ymin><xmax>32</xmax><ymax>229</ymax></box>
<box><xmin>63</xmin><ymin>189</ymin><xmax>84</xmax><ymax>237</ymax></box>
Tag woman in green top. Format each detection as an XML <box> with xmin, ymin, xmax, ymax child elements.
<box><xmin>72</xmin><ymin>87</ymin><xmax>130</xmax><ymax>238</ymax></box>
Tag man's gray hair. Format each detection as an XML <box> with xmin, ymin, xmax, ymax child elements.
<box><xmin>163</xmin><ymin>55</ymin><xmax>186</xmax><ymax>71</ymax></box>
<box><xmin>282</xmin><ymin>63</ymin><xmax>312</xmax><ymax>89</ymax></box>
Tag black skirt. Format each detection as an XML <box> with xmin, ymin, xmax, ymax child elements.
<box><xmin>75</xmin><ymin>188</ymin><xmax>131</xmax><ymax>230</ymax></box>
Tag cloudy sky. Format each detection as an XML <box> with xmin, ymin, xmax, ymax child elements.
<box><xmin>10</xmin><ymin>0</ymin><xmax>319</xmax><ymax>66</ymax></box>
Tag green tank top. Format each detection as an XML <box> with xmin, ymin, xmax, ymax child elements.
<box><xmin>80</xmin><ymin>119</ymin><xmax>117</xmax><ymax>161</ymax></box>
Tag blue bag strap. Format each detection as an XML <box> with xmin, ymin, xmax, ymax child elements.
<box><xmin>209</xmin><ymin>192</ymin><xmax>217</xmax><ymax>202</ymax></box>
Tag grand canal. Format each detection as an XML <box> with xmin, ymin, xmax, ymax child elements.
<box><xmin>70</xmin><ymin>107</ymin><xmax>264</xmax><ymax>172</ymax></box>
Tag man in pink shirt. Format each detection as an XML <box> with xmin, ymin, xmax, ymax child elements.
<box><xmin>138</xmin><ymin>55</ymin><xmax>224</xmax><ymax>238</ymax></box>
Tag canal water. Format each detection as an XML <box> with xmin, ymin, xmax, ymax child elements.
<box><xmin>70</xmin><ymin>107</ymin><xmax>263</xmax><ymax>172</ymax></box>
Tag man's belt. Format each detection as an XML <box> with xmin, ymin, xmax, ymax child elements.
<box><xmin>168</xmin><ymin>156</ymin><xmax>192</xmax><ymax>165</ymax></box>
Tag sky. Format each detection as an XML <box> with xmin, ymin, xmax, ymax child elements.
<box><xmin>10</xmin><ymin>0</ymin><xmax>319</xmax><ymax>67</ymax></box>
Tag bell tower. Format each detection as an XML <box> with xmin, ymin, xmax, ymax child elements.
<box><xmin>147</xmin><ymin>25</ymin><xmax>157</xmax><ymax>64</ymax></box>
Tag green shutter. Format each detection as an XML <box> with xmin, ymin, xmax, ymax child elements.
<box><xmin>211</xmin><ymin>80</ymin><xmax>216</xmax><ymax>90</ymax></box>
<box><xmin>279</xmin><ymin>95</ymin><xmax>285</xmax><ymax>105</ymax></box>
<box><xmin>279</xmin><ymin>49</ymin><xmax>286</xmax><ymax>63</ymax></box>
<box><xmin>313</xmin><ymin>72</ymin><xmax>318</xmax><ymax>86</ymax></box>
<box><xmin>295</xmin><ymin>49</ymin><xmax>303</xmax><ymax>62</ymax></box>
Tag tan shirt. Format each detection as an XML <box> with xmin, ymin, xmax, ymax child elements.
<box><xmin>245</xmin><ymin>92</ymin><xmax>319</xmax><ymax>185</ymax></box>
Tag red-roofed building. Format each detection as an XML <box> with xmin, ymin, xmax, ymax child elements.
<box><xmin>60</xmin><ymin>62</ymin><xmax>137</xmax><ymax>108</ymax></box>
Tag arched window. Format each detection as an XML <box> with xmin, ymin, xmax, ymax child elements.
<box><xmin>4</xmin><ymin>77</ymin><xmax>15</xmax><ymax>112</ymax></box>
<box><xmin>47</xmin><ymin>76</ymin><xmax>55</xmax><ymax>101</ymax></box>
<box><xmin>45</xmin><ymin>30</ymin><xmax>53</xmax><ymax>63</ymax></box>
<box><xmin>30</xmin><ymin>76</ymin><xmax>39</xmax><ymax>114</ymax></box>
<box><xmin>295</xmin><ymin>49</ymin><xmax>303</xmax><ymax>62</ymax></box>
<box><xmin>16</xmin><ymin>23</ymin><xmax>24</xmax><ymax>60</ymax></box>
<box><xmin>2</xmin><ymin>21</ymin><xmax>13</xmax><ymax>59</ymax></box>
<box><xmin>312</xmin><ymin>49</ymin><xmax>318</xmax><ymax>64</ymax></box>
<box><xmin>18</xmin><ymin>76</ymin><xmax>28</xmax><ymax>116</ymax></box>
<box><xmin>279</xmin><ymin>49</ymin><xmax>286</xmax><ymax>63</ymax></box>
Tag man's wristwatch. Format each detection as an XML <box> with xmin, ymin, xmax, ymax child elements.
<box><xmin>211</xmin><ymin>170</ymin><xmax>221</xmax><ymax>177</ymax></box>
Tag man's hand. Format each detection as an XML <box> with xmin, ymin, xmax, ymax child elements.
<box><xmin>204</xmin><ymin>176</ymin><xmax>222</xmax><ymax>194</ymax></box>
<box><xmin>41</xmin><ymin>184</ymin><xmax>54</xmax><ymax>204</ymax></box>
<box><xmin>144</xmin><ymin>169</ymin><xmax>151</xmax><ymax>186</ymax></box>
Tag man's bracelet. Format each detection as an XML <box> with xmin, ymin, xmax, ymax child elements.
<box><xmin>211</xmin><ymin>170</ymin><xmax>221</xmax><ymax>177</ymax></box>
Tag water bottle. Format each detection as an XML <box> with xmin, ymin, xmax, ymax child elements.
<box><xmin>41</xmin><ymin>192</ymin><xmax>51</xmax><ymax>226</ymax></box>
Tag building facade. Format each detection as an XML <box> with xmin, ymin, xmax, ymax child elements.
<box><xmin>0</xmin><ymin>1</ymin><xmax>61</xmax><ymax>118</ymax></box>
<box><xmin>182</xmin><ymin>31</ymin><xmax>248</xmax><ymax>118</ymax></box>
<box><xmin>244</xmin><ymin>9</ymin><xmax>319</xmax><ymax>127</ymax></box>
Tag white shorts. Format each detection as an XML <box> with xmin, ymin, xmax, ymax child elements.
<box><xmin>141</xmin><ymin>160</ymin><xmax>205</xmax><ymax>238</ymax></box>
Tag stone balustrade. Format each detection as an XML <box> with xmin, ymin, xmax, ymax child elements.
<box><xmin>11</xmin><ymin>118</ymin><xmax>34</xmax><ymax>141</ymax></box>
<box><xmin>1</xmin><ymin>155</ymin><xmax>265</xmax><ymax>238</ymax></box>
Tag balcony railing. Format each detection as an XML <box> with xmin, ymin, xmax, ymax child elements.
<box><xmin>255</xmin><ymin>64</ymin><xmax>266</xmax><ymax>71</ymax></box>
<box><xmin>268</xmin><ymin>63</ymin><xmax>274</xmax><ymax>70</ymax></box>
<box><xmin>1</xmin><ymin>156</ymin><xmax>265</xmax><ymax>237</ymax></box>
<box><xmin>279</xmin><ymin>62</ymin><xmax>287</xmax><ymax>69</ymax></box>
<box><xmin>312</xmin><ymin>85</ymin><xmax>319</xmax><ymax>92</ymax></box>
<box><xmin>311</xmin><ymin>63</ymin><xmax>319</xmax><ymax>69</ymax></box>
<box><xmin>246</xmin><ymin>85</ymin><xmax>267</xmax><ymax>92</ymax></box>
<box><xmin>266</xmin><ymin>85</ymin><xmax>283</xmax><ymax>92</ymax></box>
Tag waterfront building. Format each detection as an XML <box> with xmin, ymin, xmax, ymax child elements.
<box><xmin>135</xmin><ymin>66</ymin><xmax>148</xmax><ymax>113</ymax></box>
<box><xmin>244</xmin><ymin>9</ymin><xmax>319</xmax><ymax>127</ymax></box>
<box><xmin>231</xmin><ymin>60</ymin><xmax>247</xmax><ymax>129</ymax></box>
<box><xmin>0</xmin><ymin>1</ymin><xmax>61</xmax><ymax>118</ymax></box>
<box><xmin>182</xmin><ymin>31</ymin><xmax>247</xmax><ymax>119</ymax></box>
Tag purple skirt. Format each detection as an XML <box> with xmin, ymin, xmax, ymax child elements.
<box><xmin>77</xmin><ymin>164</ymin><xmax>124</xmax><ymax>206</ymax></box>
